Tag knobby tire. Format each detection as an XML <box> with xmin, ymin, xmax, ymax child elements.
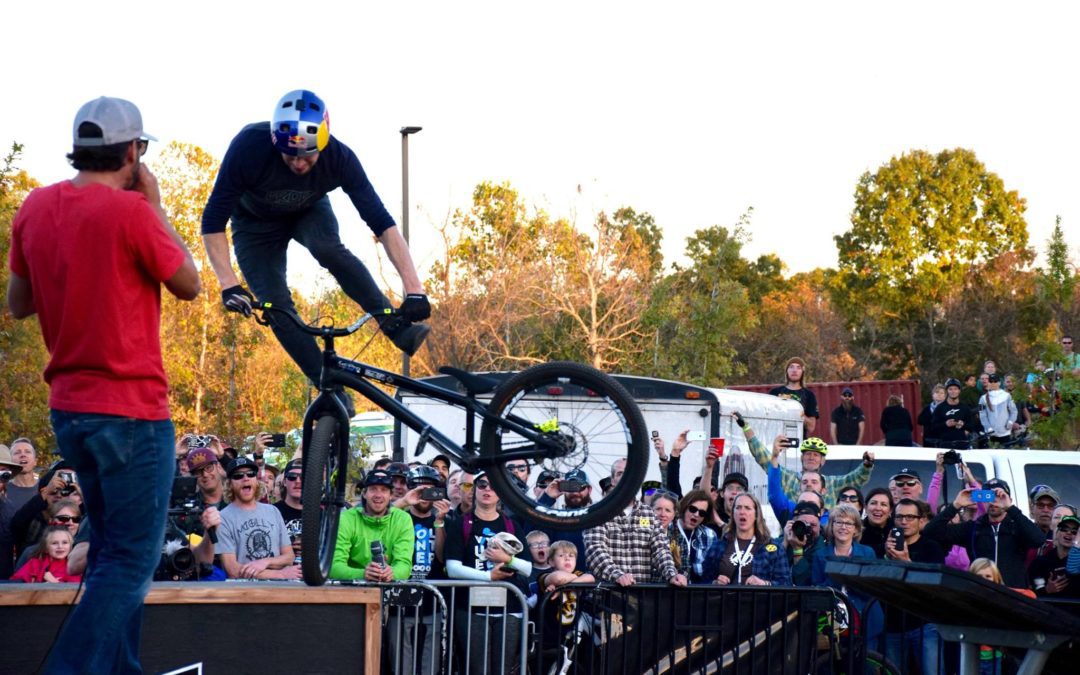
<box><xmin>301</xmin><ymin>414</ymin><xmax>345</xmax><ymax>585</ymax></box>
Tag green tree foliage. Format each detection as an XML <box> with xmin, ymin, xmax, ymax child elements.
<box><xmin>0</xmin><ymin>143</ymin><xmax>51</xmax><ymax>447</ymax></box>
<box><xmin>1036</xmin><ymin>216</ymin><xmax>1078</xmax><ymax>332</ymax></box>
<box><xmin>833</xmin><ymin>148</ymin><xmax>1032</xmax><ymax>380</ymax></box>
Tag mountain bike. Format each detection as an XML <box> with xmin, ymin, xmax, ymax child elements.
<box><xmin>252</xmin><ymin>303</ymin><xmax>649</xmax><ymax>585</ymax></box>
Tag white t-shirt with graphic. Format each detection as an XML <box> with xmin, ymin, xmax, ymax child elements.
<box><xmin>218</xmin><ymin>501</ymin><xmax>291</xmax><ymax>565</ymax></box>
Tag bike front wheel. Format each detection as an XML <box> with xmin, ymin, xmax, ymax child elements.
<box><xmin>480</xmin><ymin>361</ymin><xmax>648</xmax><ymax>530</ymax></box>
<box><xmin>300</xmin><ymin>414</ymin><xmax>347</xmax><ymax>585</ymax></box>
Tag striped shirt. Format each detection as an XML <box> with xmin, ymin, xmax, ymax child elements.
<box><xmin>745</xmin><ymin>433</ymin><xmax>871</xmax><ymax>509</ymax></box>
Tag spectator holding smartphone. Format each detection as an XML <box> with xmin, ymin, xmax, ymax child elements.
<box><xmin>1029</xmin><ymin>514</ymin><xmax>1080</xmax><ymax>598</ymax></box>
<box><xmin>10</xmin><ymin>461</ymin><xmax>82</xmax><ymax>561</ymax></box>
<box><xmin>923</xmin><ymin>478</ymin><xmax>1044</xmax><ymax>588</ymax></box>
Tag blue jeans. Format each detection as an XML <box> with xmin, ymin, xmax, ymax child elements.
<box><xmin>884</xmin><ymin>622</ymin><xmax>942</xmax><ymax>675</ymax></box>
<box><xmin>232</xmin><ymin>197</ymin><xmax>391</xmax><ymax>384</ymax></box>
<box><xmin>45</xmin><ymin>411</ymin><xmax>176</xmax><ymax>675</ymax></box>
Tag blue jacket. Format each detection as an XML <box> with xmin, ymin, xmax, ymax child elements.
<box><xmin>768</xmin><ymin>464</ymin><xmax>829</xmax><ymax>528</ymax></box>
<box><xmin>810</xmin><ymin>542</ymin><xmax>883</xmax><ymax>641</ymax></box>
<box><xmin>702</xmin><ymin>535</ymin><xmax>792</xmax><ymax>586</ymax></box>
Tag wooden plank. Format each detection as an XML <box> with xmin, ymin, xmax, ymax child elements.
<box><xmin>0</xmin><ymin>582</ymin><xmax>381</xmax><ymax>606</ymax></box>
<box><xmin>366</xmin><ymin>601</ymin><xmax>382</xmax><ymax>673</ymax></box>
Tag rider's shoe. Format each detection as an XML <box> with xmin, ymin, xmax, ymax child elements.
<box><xmin>385</xmin><ymin>322</ymin><xmax>430</xmax><ymax>356</ymax></box>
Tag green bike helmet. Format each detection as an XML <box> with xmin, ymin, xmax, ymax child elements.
<box><xmin>799</xmin><ymin>437</ymin><xmax>828</xmax><ymax>455</ymax></box>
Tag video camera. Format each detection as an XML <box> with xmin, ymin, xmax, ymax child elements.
<box><xmin>156</xmin><ymin>476</ymin><xmax>205</xmax><ymax>581</ymax></box>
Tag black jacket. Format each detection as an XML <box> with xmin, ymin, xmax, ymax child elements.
<box><xmin>923</xmin><ymin>504</ymin><xmax>1045</xmax><ymax>587</ymax></box>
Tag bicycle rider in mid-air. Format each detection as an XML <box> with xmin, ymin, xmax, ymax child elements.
<box><xmin>201</xmin><ymin>89</ymin><xmax>430</xmax><ymax>403</ymax></box>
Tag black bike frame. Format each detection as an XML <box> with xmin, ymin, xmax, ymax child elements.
<box><xmin>299</xmin><ymin>334</ymin><xmax>564</xmax><ymax>473</ymax></box>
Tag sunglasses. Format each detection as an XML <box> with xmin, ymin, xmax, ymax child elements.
<box><xmin>136</xmin><ymin>139</ymin><xmax>148</xmax><ymax>156</ymax></box>
<box><xmin>475</xmin><ymin>479</ymin><xmax>492</xmax><ymax>490</ymax></box>
<box><xmin>1058</xmin><ymin>527</ymin><xmax>1079</xmax><ymax>535</ymax></box>
<box><xmin>506</xmin><ymin>464</ymin><xmax>528</xmax><ymax>472</ymax></box>
<box><xmin>838</xmin><ymin>494</ymin><xmax>860</xmax><ymax>502</ymax></box>
<box><xmin>52</xmin><ymin>515</ymin><xmax>82</xmax><ymax>524</ymax></box>
<box><xmin>894</xmin><ymin>514</ymin><xmax>919</xmax><ymax>521</ymax></box>
<box><xmin>684</xmin><ymin>505</ymin><xmax>707</xmax><ymax>517</ymax></box>
<box><xmin>841</xmin><ymin>394</ymin><xmax>853</xmax><ymax>399</ymax></box>
<box><xmin>284</xmin><ymin>473</ymin><xmax>302</xmax><ymax>482</ymax></box>
<box><xmin>895</xmin><ymin>480</ymin><xmax>919</xmax><ymax>488</ymax></box>
<box><xmin>230</xmin><ymin>470</ymin><xmax>257</xmax><ymax>480</ymax></box>
<box><xmin>192</xmin><ymin>465</ymin><xmax>218</xmax><ymax>476</ymax></box>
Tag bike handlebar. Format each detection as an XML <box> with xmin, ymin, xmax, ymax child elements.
<box><xmin>253</xmin><ymin>302</ymin><xmax>378</xmax><ymax>337</ymax></box>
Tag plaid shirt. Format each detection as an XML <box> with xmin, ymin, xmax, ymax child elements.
<box><xmin>584</xmin><ymin>501</ymin><xmax>677</xmax><ymax>583</ymax></box>
<box><xmin>746</xmin><ymin>433</ymin><xmax>871</xmax><ymax>509</ymax></box>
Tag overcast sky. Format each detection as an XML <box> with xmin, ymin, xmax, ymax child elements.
<box><xmin>6</xmin><ymin>2</ymin><xmax>1079</xmax><ymax>295</ymax></box>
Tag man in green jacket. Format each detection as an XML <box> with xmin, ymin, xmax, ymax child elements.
<box><xmin>331</xmin><ymin>469</ymin><xmax>414</xmax><ymax>581</ymax></box>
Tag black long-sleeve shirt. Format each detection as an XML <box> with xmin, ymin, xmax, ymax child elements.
<box><xmin>923</xmin><ymin>504</ymin><xmax>1045</xmax><ymax>587</ymax></box>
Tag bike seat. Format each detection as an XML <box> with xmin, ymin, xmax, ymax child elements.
<box><xmin>438</xmin><ymin>367</ymin><xmax>499</xmax><ymax>396</ymax></box>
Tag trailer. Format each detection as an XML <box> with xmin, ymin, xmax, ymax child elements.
<box><xmin>393</xmin><ymin>372</ymin><xmax>804</xmax><ymax>533</ymax></box>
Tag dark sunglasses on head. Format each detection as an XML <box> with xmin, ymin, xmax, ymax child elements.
<box><xmin>895</xmin><ymin>480</ymin><xmax>919</xmax><ymax>488</ymax></box>
<box><xmin>284</xmin><ymin>473</ymin><xmax>301</xmax><ymax>482</ymax></box>
<box><xmin>52</xmin><ymin>515</ymin><xmax>82</xmax><ymax>524</ymax></box>
<box><xmin>684</xmin><ymin>505</ymin><xmax>707</xmax><ymax>517</ymax></box>
<box><xmin>231</xmin><ymin>470</ymin><xmax>257</xmax><ymax>480</ymax></box>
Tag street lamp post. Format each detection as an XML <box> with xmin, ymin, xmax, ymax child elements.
<box><xmin>400</xmin><ymin>126</ymin><xmax>421</xmax><ymax>376</ymax></box>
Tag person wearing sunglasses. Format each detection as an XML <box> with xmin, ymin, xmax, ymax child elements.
<box><xmin>218</xmin><ymin>457</ymin><xmax>300</xmax><ymax>581</ymax></box>
<box><xmin>444</xmin><ymin>470</ymin><xmax>532</xmax><ymax>674</ymax></box>
<box><xmin>1029</xmin><ymin>515</ymin><xmax>1080</xmax><ymax>599</ymax></box>
<box><xmin>272</xmin><ymin>459</ymin><xmax>304</xmax><ymax>559</ymax></box>
<box><xmin>890</xmin><ymin>468</ymin><xmax>924</xmax><ymax>501</ymax></box>
<box><xmin>11</xmin><ymin>498</ymin><xmax>87</xmax><ymax>576</ymax></box>
<box><xmin>669</xmin><ymin>490</ymin><xmax>720</xmax><ymax>584</ymax></box>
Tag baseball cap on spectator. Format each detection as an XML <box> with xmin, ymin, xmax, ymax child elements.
<box><xmin>841</xmin><ymin>387</ymin><xmax>854</xmax><ymax>396</ymax></box>
<box><xmin>284</xmin><ymin>458</ymin><xmax>302</xmax><ymax>473</ymax></box>
<box><xmin>641</xmin><ymin>480</ymin><xmax>663</xmax><ymax>498</ymax></box>
<box><xmin>186</xmin><ymin>448</ymin><xmax>219</xmax><ymax>473</ymax></box>
<box><xmin>1029</xmin><ymin>484</ymin><xmax>1060</xmax><ymax>504</ymax></box>
<box><xmin>221</xmin><ymin>446</ymin><xmax>239</xmax><ymax>462</ymax></box>
<box><xmin>564</xmin><ymin>468</ymin><xmax>589</xmax><ymax>484</ymax></box>
<box><xmin>793</xmin><ymin>500</ymin><xmax>821</xmax><ymax>518</ymax></box>
<box><xmin>0</xmin><ymin>445</ymin><xmax>23</xmax><ymax>475</ymax></box>
<box><xmin>429</xmin><ymin>453</ymin><xmax>451</xmax><ymax>468</ymax></box>
<box><xmin>39</xmin><ymin>459</ymin><xmax>73</xmax><ymax>490</ymax></box>
<box><xmin>982</xmin><ymin>477</ymin><xmax>1011</xmax><ymax>496</ymax></box>
<box><xmin>386</xmin><ymin>462</ymin><xmax>409</xmax><ymax>478</ymax></box>
<box><xmin>721</xmin><ymin>472</ymin><xmax>749</xmax><ymax>491</ymax></box>
<box><xmin>226</xmin><ymin>456</ymin><xmax>258</xmax><ymax>477</ymax></box>
<box><xmin>536</xmin><ymin>469</ymin><xmax>560</xmax><ymax>487</ymax></box>
<box><xmin>988</xmin><ymin>373</ymin><xmax>1001</xmax><ymax>383</ymax></box>
<box><xmin>890</xmin><ymin>468</ymin><xmax>921</xmax><ymax>482</ymax></box>
<box><xmin>73</xmin><ymin>96</ymin><xmax>157</xmax><ymax>146</ymax></box>
<box><xmin>599</xmin><ymin>476</ymin><xmax>613</xmax><ymax>493</ymax></box>
<box><xmin>1058</xmin><ymin>515</ymin><xmax>1080</xmax><ymax>530</ymax></box>
<box><xmin>363</xmin><ymin>470</ymin><xmax>394</xmax><ymax>488</ymax></box>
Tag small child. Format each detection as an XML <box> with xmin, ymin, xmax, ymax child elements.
<box><xmin>12</xmin><ymin>526</ymin><xmax>82</xmax><ymax>584</ymax></box>
<box><xmin>969</xmin><ymin>558</ymin><xmax>1034</xmax><ymax>675</ymax></box>
<box><xmin>535</xmin><ymin>540</ymin><xmax>596</xmax><ymax>670</ymax></box>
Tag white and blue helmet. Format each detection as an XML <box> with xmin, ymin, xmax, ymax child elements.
<box><xmin>271</xmin><ymin>90</ymin><xmax>330</xmax><ymax>156</ymax></box>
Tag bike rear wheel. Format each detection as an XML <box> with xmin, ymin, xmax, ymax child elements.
<box><xmin>300</xmin><ymin>414</ymin><xmax>347</xmax><ymax>585</ymax></box>
<box><xmin>480</xmin><ymin>361</ymin><xmax>648</xmax><ymax>529</ymax></box>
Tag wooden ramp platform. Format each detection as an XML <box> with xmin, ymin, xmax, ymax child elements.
<box><xmin>0</xmin><ymin>582</ymin><xmax>381</xmax><ymax>674</ymax></box>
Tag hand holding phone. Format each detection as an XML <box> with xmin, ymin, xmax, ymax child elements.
<box><xmin>686</xmin><ymin>430</ymin><xmax>706</xmax><ymax>442</ymax></box>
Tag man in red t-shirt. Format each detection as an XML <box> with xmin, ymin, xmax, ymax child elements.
<box><xmin>7</xmin><ymin>96</ymin><xmax>199</xmax><ymax>674</ymax></box>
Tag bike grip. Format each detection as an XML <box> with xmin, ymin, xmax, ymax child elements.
<box><xmin>208</xmin><ymin>525</ymin><xmax>218</xmax><ymax>545</ymax></box>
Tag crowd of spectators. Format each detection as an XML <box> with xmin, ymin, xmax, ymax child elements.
<box><xmin>2</xmin><ymin>341</ymin><xmax>1078</xmax><ymax>672</ymax></box>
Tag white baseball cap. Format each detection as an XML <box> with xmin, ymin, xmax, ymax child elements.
<box><xmin>73</xmin><ymin>96</ymin><xmax>157</xmax><ymax>146</ymax></box>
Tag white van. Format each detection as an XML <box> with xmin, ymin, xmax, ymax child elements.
<box><xmin>808</xmin><ymin>445</ymin><xmax>1080</xmax><ymax>520</ymax></box>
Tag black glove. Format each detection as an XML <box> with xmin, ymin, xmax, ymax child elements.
<box><xmin>732</xmin><ymin>411</ymin><xmax>745</xmax><ymax>428</ymax></box>
<box><xmin>399</xmin><ymin>293</ymin><xmax>431</xmax><ymax>322</ymax></box>
<box><xmin>221</xmin><ymin>285</ymin><xmax>255</xmax><ymax>317</ymax></box>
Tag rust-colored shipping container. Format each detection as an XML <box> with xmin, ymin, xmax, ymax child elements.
<box><xmin>726</xmin><ymin>380</ymin><xmax>924</xmax><ymax>446</ymax></box>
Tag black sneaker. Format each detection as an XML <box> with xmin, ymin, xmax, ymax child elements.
<box><xmin>386</xmin><ymin>322</ymin><xmax>430</xmax><ymax>356</ymax></box>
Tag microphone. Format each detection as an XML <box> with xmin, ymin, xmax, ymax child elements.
<box><xmin>370</xmin><ymin>540</ymin><xmax>385</xmax><ymax>567</ymax></box>
<box><xmin>208</xmin><ymin>526</ymin><xmax>218</xmax><ymax>545</ymax></box>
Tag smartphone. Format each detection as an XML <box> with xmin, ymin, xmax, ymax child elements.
<box><xmin>558</xmin><ymin>479</ymin><xmax>587</xmax><ymax>493</ymax></box>
<box><xmin>651</xmin><ymin>430</ymin><xmax>660</xmax><ymax>439</ymax></box>
<box><xmin>709</xmin><ymin>438</ymin><xmax>726</xmax><ymax>457</ymax></box>
<box><xmin>266</xmin><ymin>433</ymin><xmax>288</xmax><ymax>448</ymax></box>
<box><xmin>421</xmin><ymin>487</ymin><xmax>447</xmax><ymax>501</ymax></box>
<box><xmin>687</xmin><ymin>430</ymin><xmax>707</xmax><ymax>442</ymax></box>
<box><xmin>971</xmin><ymin>489</ymin><xmax>995</xmax><ymax>503</ymax></box>
<box><xmin>890</xmin><ymin>527</ymin><xmax>905</xmax><ymax>552</ymax></box>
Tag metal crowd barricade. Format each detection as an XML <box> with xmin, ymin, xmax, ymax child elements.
<box><xmin>531</xmin><ymin>583</ymin><xmax>859</xmax><ymax>675</ymax></box>
<box><xmin>368</xmin><ymin>579</ymin><xmax>530</xmax><ymax>675</ymax></box>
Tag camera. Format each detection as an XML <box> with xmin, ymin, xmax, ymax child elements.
<box><xmin>791</xmin><ymin>519</ymin><xmax>811</xmax><ymax>541</ymax></box>
<box><xmin>187</xmin><ymin>434</ymin><xmax>212</xmax><ymax>450</ymax></box>
<box><xmin>0</xmin><ymin>470</ymin><xmax>12</xmax><ymax>483</ymax></box>
<box><xmin>942</xmin><ymin>450</ymin><xmax>961</xmax><ymax>465</ymax></box>
<box><xmin>890</xmin><ymin>527</ymin><xmax>905</xmax><ymax>552</ymax></box>
<box><xmin>58</xmin><ymin>470</ymin><xmax>77</xmax><ymax>496</ymax></box>
<box><xmin>157</xmin><ymin>476</ymin><xmax>208</xmax><ymax>581</ymax></box>
<box><xmin>155</xmin><ymin>536</ymin><xmax>197</xmax><ymax>581</ymax></box>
